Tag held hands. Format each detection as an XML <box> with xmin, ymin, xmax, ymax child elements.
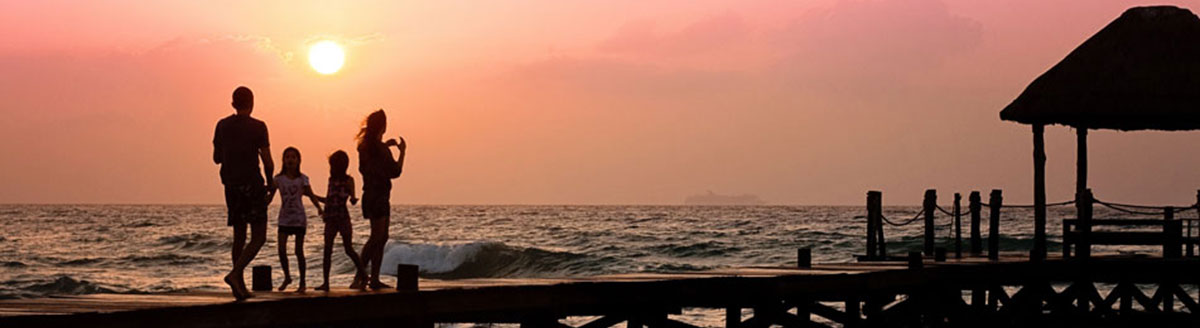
<box><xmin>350</xmin><ymin>197</ymin><xmax>359</xmax><ymax>206</ymax></box>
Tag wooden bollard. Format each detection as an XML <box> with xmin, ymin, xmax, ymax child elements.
<box><xmin>396</xmin><ymin>264</ymin><xmax>419</xmax><ymax>291</ymax></box>
<box><xmin>934</xmin><ymin>248</ymin><xmax>946</xmax><ymax>262</ymax></box>
<box><xmin>988</xmin><ymin>190</ymin><xmax>1002</xmax><ymax>261</ymax></box>
<box><xmin>866</xmin><ymin>191</ymin><xmax>883</xmax><ymax>259</ymax></box>
<box><xmin>1165</xmin><ymin>207</ymin><xmax>1182</xmax><ymax>259</ymax></box>
<box><xmin>1077</xmin><ymin>189</ymin><xmax>1093</xmax><ymax>258</ymax></box>
<box><xmin>954</xmin><ymin>193</ymin><xmax>962</xmax><ymax>259</ymax></box>
<box><xmin>969</xmin><ymin>191</ymin><xmax>982</xmax><ymax>256</ymax></box>
<box><xmin>923</xmin><ymin>190</ymin><xmax>937</xmax><ymax>256</ymax></box>
<box><xmin>797</xmin><ymin>248</ymin><xmax>811</xmax><ymax>268</ymax></box>
<box><xmin>251</xmin><ymin>265</ymin><xmax>271</xmax><ymax>291</ymax></box>
<box><xmin>907</xmin><ymin>251</ymin><xmax>923</xmax><ymax>269</ymax></box>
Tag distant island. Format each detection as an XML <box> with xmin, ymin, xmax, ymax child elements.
<box><xmin>684</xmin><ymin>191</ymin><xmax>765</xmax><ymax>205</ymax></box>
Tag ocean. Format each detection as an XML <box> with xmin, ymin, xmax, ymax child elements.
<box><xmin>0</xmin><ymin>204</ymin><xmax>1164</xmax><ymax>325</ymax></box>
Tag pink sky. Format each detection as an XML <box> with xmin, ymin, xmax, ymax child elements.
<box><xmin>3</xmin><ymin>0</ymin><xmax>1200</xmax><ymax>205</ymax></box>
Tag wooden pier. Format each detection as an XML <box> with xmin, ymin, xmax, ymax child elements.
<box><xmin>2</xmin><ymin>253</ymin><xmax>1200</xmax><ymax>328</ymax></box>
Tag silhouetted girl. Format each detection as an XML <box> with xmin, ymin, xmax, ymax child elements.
<box><xmin>273</xmin><ymin>147</ymin><xmax>324</xmax><ymax>292</ymax></box>
<box><xmin>315</xmin><ymin>150</ymin><xmax>367</xmax><ymax>291</ymax></box>
<box><xmin>354</xmin><ymin>109</ymin><xmax>406</xmax><ymax>290</ymax></box>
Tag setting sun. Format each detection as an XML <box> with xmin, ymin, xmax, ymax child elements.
<box><xmin>308</xmin><ymin>40</ymin><xmax>344</xmax><ymax>74</ymax></box>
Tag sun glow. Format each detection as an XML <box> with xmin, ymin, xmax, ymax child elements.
<box><xmin>308</xmin><ymin>41</ymin><xmax>345</xmax><ymax>75</ymax></box>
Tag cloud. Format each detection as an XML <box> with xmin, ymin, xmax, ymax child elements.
<box><xmin>597</xmin><ymin>12</ymin><xmax>754</xmax><ymax>57</ymax></box>
<box><xmin>769</xmin><ymin>0</ymin><xmax>983</xmax><ymax>89</ymax></box>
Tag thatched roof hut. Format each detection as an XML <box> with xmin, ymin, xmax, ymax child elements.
<box><xmin>1001</xmin><ymin>5</ymin><xmax>1200</xmax><ymax>130</ymax></box>
<box><xmin>999</xmin><ymin>6</ymin><xmax>1200</xmax><ymax>259</ymax></box>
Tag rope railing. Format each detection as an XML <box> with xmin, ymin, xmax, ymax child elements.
<box><xmin>1091</xmin><ymin>199</ymin><xmax>1199</xmax><ymax>216</ymax></box>
<box><xmin>979</xmin><ymin>200</ymin><xmax>1075</xmax><ymax>208</ymax></box>
<box><xmin>862</xmin><ymin>189</ymin><xmax>1200</xmax><ymax>261</ymax></box>
<box><xmin>880</xmin><ymin>211</ymin><xmax>923</xmax><ymax>227</ymax></box>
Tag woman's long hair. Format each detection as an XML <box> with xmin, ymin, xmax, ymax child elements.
<box><xmin>278</xmin><ymin>147</ymin><xmax>302</xmax><ymax>177</ymax></box>
<box><xmin>356</xmin><ymin>109</ymin><xmax>387</xmax><ymax>153</ymax></box>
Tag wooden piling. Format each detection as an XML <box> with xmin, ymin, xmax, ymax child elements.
<box><xmin>954</xmin><ymin>193</ymin><xmax>962</xmax><ymax>259</ymax></box>
<box><xmin>969</xmin><ymin>191</ymin><xmax>982</xmax><ymax>255</ymax></box>
<box><xmin>923</xmin><ymin>189</ymin><xmax>937</xmax><ymax>256</ymax></box>
<box><xmin>797</xmin><ymin>248</ymin><xmax>811</xmax><ymax>268</ymax></box>
<box><xmin>988</xmin><ymin>190</ymin><xmax>1002</xmax><ymax>261</ymax></box>
<box><xmin>866</xmin><ymin>191</ymin><xmax>882</xmax><ymax>259</ymax></box>
<box><xmin>1077</xmin><ymin>189</ymin><xmax>1093</xmax><ymax>258</ymax></box>
<box><xmin>251</xmin><ymin>265</ymin><xmax>271</xmax><ymax>291</ymax></box>
<box><xmin>396</xmin><ymin>264</ymin><xmax>419</xmax><ymax>292</ymax></box>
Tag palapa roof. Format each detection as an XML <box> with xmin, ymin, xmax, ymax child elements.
<box><xmin>1000</xmin><ymin>6</ymin><xmax>1200</xmax><ymax>131</ymax></box>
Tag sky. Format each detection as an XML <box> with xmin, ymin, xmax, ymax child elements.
<box><xmin>3</xmin><ymin>0</ymin><xmax>1200</xmax><ymax>205</ymax></box>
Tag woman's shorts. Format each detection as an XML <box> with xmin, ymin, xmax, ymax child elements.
<box><xmin>361</xmin><ymin>191</ymin><xmax>390</xmax><ymax>220</ymax></box>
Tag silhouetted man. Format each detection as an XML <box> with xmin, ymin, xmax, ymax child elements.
<box><xmin>213</xmin><ymin>86</ymin><xmax>274</xmax><ymax>299</ymax></box>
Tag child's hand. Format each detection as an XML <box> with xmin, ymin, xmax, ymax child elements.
<box><xmin>350</xmin><ymin>197</ymin><xmax>359</xmax><ymax>206</ymax></box>
<box><xmin>264</xmin><ymin>190</ymin><xmax>275</xmax><ymax>204</ymax></box>
<box><xmin>317</xmin><ymin>208</ymin><xmax>324</xmax><ymax>216</ymax></box>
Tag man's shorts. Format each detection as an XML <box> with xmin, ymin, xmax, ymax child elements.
<box><xmin>224</xmin><ymin>184</ymin><xmax>268</xmax><ymax>226</ymax></box>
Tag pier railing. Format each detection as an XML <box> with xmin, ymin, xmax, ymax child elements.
<box><xmin>862</xmin><ymin>189</ymin><xmax>1200</xmax><ymax>261</ymax></box>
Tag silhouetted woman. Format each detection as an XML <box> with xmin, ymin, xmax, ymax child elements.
<box><xmin>353</xmin><ymin>109</ymin><xmax>406</xmax><ymax>290</ymax></box>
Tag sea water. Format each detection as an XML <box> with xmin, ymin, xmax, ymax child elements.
<box><xmin>0</xmin><ymin>204</ymin><xmax>1162</xmax><ymax>326</ymax></box>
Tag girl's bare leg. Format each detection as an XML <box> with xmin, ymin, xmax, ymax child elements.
<box><xmin>277</xmin><ymin>232</ymin><xmax>292</xmax><ymax>291</ymax></box>
<box><xmin>341</xmin><ymin>226</ymin><xmax>367</xmax><ymax>290</ymax></box>
<box><xmin>295</xmin><ymin>234</ymin><xmax>306</xmax><ymax>292</ymax></box>
<box><xmin>316</xmin><ymin>228</ymin><xmax>335</xmax><ymax>291</ymax></box>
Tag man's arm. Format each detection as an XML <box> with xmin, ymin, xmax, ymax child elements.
<box><xmin>212</xmin><ymin>125</ymin><xmax>223</xmax><ymax>164</ymax></box>
<box><xmin>260</xmin><ymin>146</ymin><xmax>275</xmax><ymax>190</ymax></box>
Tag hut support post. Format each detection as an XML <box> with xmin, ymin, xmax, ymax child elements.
<box><xmin>1077</xmin><ymin>128</ymin><xmax>1088</xmax><ymax>195</ymax></box>
<box><xmin>923</xmin><ymin>190</ymin><xmax>937</xmax><ymax>256</ymax></box>
<box><xmin>970</xmin><ymin>191</ymin><xmax>982</xmax><ymax>255</ymax></box>
<box><xmin>989</xmin><ymin>190</ymin><xmax>1003</xmax><ymax>261</ymax></box>
<box><xmin>954</xmin><ymin>193</ymin><xmax>962</xmax><ymax>259</ymax></box>
<box><xmin>1033</xmin><ymin>124</ymin><xmax>1048</xmax><ymax>261</ymax></box>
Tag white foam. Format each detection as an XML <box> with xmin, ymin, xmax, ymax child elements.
<box><xmin>380</xmin><ymin>241</ymin><xmax>495</xmax><ymax>275</ymax></box>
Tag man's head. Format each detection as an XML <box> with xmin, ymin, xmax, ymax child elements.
<box><xmin>232</xmin><ymin>86</ymin><xmax>254</xmax><ymax>114</ymax></box>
